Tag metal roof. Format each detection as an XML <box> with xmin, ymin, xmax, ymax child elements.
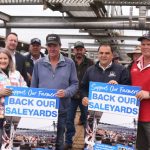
<box><xmin>0</xmin><ymin>0</ymin><xmax>150</xmax><ymax>5</ymax></box>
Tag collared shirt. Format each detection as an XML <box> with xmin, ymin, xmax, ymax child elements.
<box><xmin>11</xmin><ymin>51</ymin><xmax>16</xmax><ymax>65</ymax></box>
<box><xmin>31</xmin><ymin>55</ymin><xmax>42</xmax><ymax>64</ymax></box>
<box><xmin>44</xmin><ymin>54</ymin><xmax>65</xmax><ymax>71</ymax></box>
<box><xmin>137</xmin><ymin>55</ymin><xmax>150</xmax><ymax>71</ymax></box>
<box><xmin>99</xmin><ymin>62</ymin><xmax>112</xmax><ymax>71</ymax></box>
<box><xmin>44</xmin><ymin>54</ymin><xmax>65</xmax><ymax>64</ymax></box>
<box><xmin>131</xmin><ymin>55</ymin><xmax>150</xmax><ymax>121</ymax></box>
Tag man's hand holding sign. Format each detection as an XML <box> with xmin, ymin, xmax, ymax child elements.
<box><xmin>86</xmin><ymin>82</ymin><xmax>140</xmax><ymax>117</ymax></box>
<box><xmin>83</xmin><ymin>82</ymin><xmax>140</xmax><ymax>150</ymax></box>
<box><xmin>82</xmin><ymin>80</ymin><xmax>119</xmax><ymax>107</ymax></box>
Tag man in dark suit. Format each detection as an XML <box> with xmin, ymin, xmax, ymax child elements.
<box><xmin>5</xmin><ymin>32</ymin><xmax>28</xmax><ymax>85</ymax></box>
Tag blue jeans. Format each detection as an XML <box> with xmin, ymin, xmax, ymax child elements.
<box><xmin>65</xmin><ymin>99</ymin><xmax>88</xmax><ymax>144</ymax></box>
<box><xmin>55</xmin><ymin>113</ymin><xmax>67</xmax><ymax>150</ymax></box>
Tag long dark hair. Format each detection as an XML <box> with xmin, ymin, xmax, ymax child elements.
<box><xmin>0</xmin><ymin>47</ymin><xmax>15</xmax><ymax>72</ymax></box>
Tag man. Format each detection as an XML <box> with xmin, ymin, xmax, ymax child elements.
<box><xmin>131</xmin><ymin>33</ymin><xmax>150</xmax><ymax>150</ymax></box>
<box><xmin>82</xmin><ymin>43</ymin><xmax>130</xmax><ymax>106</ymax></box>
<box><xmin>126</xmin><ymin>45</ymin><xmax>142</xmax><ymax>73</ymax></box>
<box><xmin>65</xmin><ymin>41</ymin><xmax>94</xmax><ymax>149</ymax></box>
<box><xmin>25</xmin><ymin>38</ymin><xmax>45</xmax><ymax>86</ymax></box>
<box><xmin>112</xmin><ymin>51</ymin><xmax>121</xmax><ymax>64</ymax></box>
<box><xmin>81</xmin><ymin>43</ymin><xmax>130</xmax><ymax>149</ymax></box>
<box><xmin>31</xmin><ymin>34</ymin><xmax>78</xmax><ymax>150</ymax></box>
<box><xmin>127</xmin><ymin>45</ymin><xmax>141</xmax><ymax>63</ymax></box>
<box><xmin>5</xmin><ymin>32</ymin><xmax>28</xmax><ymax>84</ymax></box>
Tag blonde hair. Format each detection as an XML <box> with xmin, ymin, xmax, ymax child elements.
<box><xmin>0</xmin><ymin>47</ymin><xmax>15</xmax><ymax>72</ymax></box>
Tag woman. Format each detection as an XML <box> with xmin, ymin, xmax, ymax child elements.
<box><xmin>0</xmin><ymin>48</ymin><xmax>27</xmax><ymax>148</ymax></box>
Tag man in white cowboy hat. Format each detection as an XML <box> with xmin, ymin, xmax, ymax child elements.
<box><xmin>112</xmin><ymin>51</ymin><xmax>121</xmax><ymax>64</ymax></box>
<box><xmin>127</xmin><ymin>45</ymin><xmax>142</xmax><ymax>62</ymax></box>
<box><xmin>126</xmin><ymin>46</ymin><xmax>142</xmax><ymax>71</ymax></box>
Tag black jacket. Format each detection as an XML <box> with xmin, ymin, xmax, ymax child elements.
<box><xmin>25</xmin><ymin>52</ymin><xmax>45</xmax><ymax>76</ymax></box>
<box><xmin>25</xmin><ymin>52</ymin><xmax>45</xmax><ymax>86</ymax></box>
<box><xmin>72</xmin><ymin>56</ymin><xmax>94</xmax><ymax>100</ymax></box>
<box><xmin>81</xmin><ymin>61</ymin><xmax>131</xmax><ymax>98</ymax></box>
<box><xmin>15</xmin><ymin>52</ymin><xmax>28</xmax><ymax>85</ymax></box>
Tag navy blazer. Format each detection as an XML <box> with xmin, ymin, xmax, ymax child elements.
<box><xmin>25</xmin><ymin>52</ymin><xmax>45</xmax><ymax>76</ymax></box>
<box><xmin>15</xmin><ymin>52</ymin><xmax>28</xmax><ymax>85</ymax></box>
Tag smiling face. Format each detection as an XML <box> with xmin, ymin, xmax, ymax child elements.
<box><xmin>141</xmin><ymin>39</ymin><xmax>150</xmax><ymax>58</ymax></box>
<box><xmin>47</xmin><ymin>43</ymin><xmax>61</xmax><ymax>59</ymax></box>
<box><xmin>5</xmin><ymin>33</ymin><xmax>18</xmax><ymax>52</ymax></box>
<box><xmin>98</xmin><ymin>45</ymin><xmax>113</xmax><ymax>68</ymax></box>
<box><xmin>0</xmin><ymin>52</ymin><xmax>9</xmax><ymax>70</ymax></box>
<box><xmin>30</xmin><ymin>43</ymin><xmax>41</xmax><ymax>58</ymax></box>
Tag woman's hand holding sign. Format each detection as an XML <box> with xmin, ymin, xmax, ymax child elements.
<box><xmin>0</xmin><ymin>88</ymin><xmax>12</xmax><ymax>97</ymax></box>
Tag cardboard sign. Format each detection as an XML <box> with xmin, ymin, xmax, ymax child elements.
<box><xmin>5</xmin><ymin>86</ymin><xmax>59</xmax><ymax>120</ymax></box>
<box><xmin>88</xmin><ymin>82</ymin><xmax>140</xmax><ymax>117</ymax></box>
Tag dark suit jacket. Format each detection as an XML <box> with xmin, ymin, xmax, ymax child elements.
<box><xmin>25</xmin><ymin>52</ymin><xmax>45</xmax><ymax>76</ymax></box>
<box><xmin>25</xmin><ymin>52</ymin><xmax>45</xmax><ymax>86</ymax></box>
<box><xmin>15</xmin><ymin>52</ymin><xmax>29</xmax><ymax>85</ymax></box>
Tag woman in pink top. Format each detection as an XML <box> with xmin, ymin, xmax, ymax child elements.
<box><xmin>0</xmin><ymin>48</ymin><xmax>27</xmax><ymax>149</ymax></box>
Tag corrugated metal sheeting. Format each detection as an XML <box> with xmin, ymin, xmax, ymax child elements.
<box><xmin>0</xmin><ymin>0</ymin><xmax>89</xmax><ymax>4</ymax></box>
<box><xmin>0</xmin><ymin>0</ymin><xmax>42</xmax><ymax>4</ymax></box>
<box><xmin>0</xmin><ymin>0</ymin><xmax>150</xmax><ymax>5</ymax></box>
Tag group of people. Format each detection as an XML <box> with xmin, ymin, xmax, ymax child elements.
<box><xmin>81</xmin><ymin>33</ymin><xmax>150</xmax><ymax>150</ymax></box>
<box><xmin>0</xmin><ymin>31</ymin><xmax>149</xmax><ymax>150</ymax></box>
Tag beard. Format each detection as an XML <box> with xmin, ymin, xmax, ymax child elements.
<box><xmin>76</xmin><ymin>54</ymin><xmax>83</xmax><ymax>59</ymax></box>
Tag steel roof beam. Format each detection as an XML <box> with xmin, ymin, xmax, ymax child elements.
<box><xmin>59</xmin><ymin>34</ymin><xmax>93</xmax><ymax>39</ymax></box>
<box><xmin>79</xmin><ymin>29</ymin><xmax>107</xmax><ymax>33</ymax></box>
<box><xmin>0</xmin><ymin>11</ymin><xmax>10</xmax><ymax>22</ymax></box>
<box><xmin>2</xmin><ymin>16</ymin><xmax>150</xmax><ymax>23</ymax></box>
<box><xmin>69</xmin><ymin>42</ymin><xmax>137</xmax><ymax>48</ymax></box>
<box><xmin>59</xmin><ymin>34</ymin><xmax>141</xmax><ymax>41</ymax></box>
<box><xmin>0</xmin><ymin>0</ymin><xmax>42</xmax><ymax>5</ymax></box>
<box><xmin>46</xmin><ymin>4</ymin><xmax>92</xmax><ymax>12</ymax></box>
<box><xmin>99</xmin><ymin>0</ymin><xmax>150</xmax><ymax>6</ymax></box>
<box><xmin>1</xmin><ymin>20</ymin><xmax>150</xmax><ymax>30</ymax></box>
<box><xmin>90</xmin><ymin>0</ymin><xmax>107</xmax><ymax>17</ymax></box>
<box><xmin>0</xmin><ymin>16</ymin><xmax>148</xmax><ymax>29</ymax></box>
<box><xmin>0</xmin><ymin>0</ymin><xmax>150</xmax><ymax>6</ymax></box>
<box><xmin>92</xmin><ymin>35</ymin><xmax>140</xmax><ymax>41</ymax></box>
<box><xmin>85</xmin><ymin>47</ymin><xmax>135</xmax><ymax>50</ymax></box>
